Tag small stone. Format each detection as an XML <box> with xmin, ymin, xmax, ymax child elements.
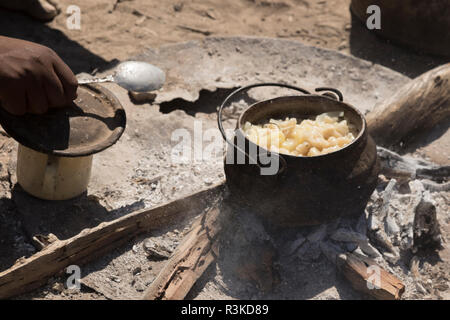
<box><xmin>135</xmin><ymin>16</ymin><xmax>146</xmax><ymax>26</ymax></box>
<box><xmin>51</xmin><ymin>282</ymin><xmax>65</xmax><ymax>293</ymax></box>
<box><xmin>203</xmin><ymin>177</ymin><xmax>213</xmax><ymax>185</ymax></box>
<box><xmin>129</xmin><ymin>91</ymin><xmax>157</xmax><ymax>104</ymax></box>
<box><xmin>110</xmin><ymin>275</ymin><xmax>121</xmax><ymax>283</ymax></box>
<box><xmin>134</xmin><ymin>282</ymin><xmax>145</xmax><ymax>292</ymax></box>
<box><xmin>132</xmin><ymin>267</ymin><xmax>142</xmax><ymax>276</ymax></box>
<box><xmin>173</xmin><ymin>3</ymin><xmax>184</xmax><ymax>12</ymax></box>
<box><xmin>143</xmin><ymin>239</ymin><xmax>172</xmax><ymax>260</ymax></box>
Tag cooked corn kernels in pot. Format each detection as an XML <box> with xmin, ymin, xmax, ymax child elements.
<box><xmin>243</xmin><ymin>112</ymin><xmax>356</xmax><ymax>157</ymax></box>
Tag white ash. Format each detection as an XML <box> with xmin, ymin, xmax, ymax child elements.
<box><xmin>277</xmin><ymin>147</ymin><xmax>448</xmax><ymax>299</ymax></box>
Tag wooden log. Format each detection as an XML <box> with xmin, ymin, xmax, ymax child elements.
<box><xmin>0</xmin><ymin>183</ymin><xmax>224</xmax><ymax>300</ymax></box>
<box><xmin>336</xmin><ymin>252</ymin><xmax>405</xmax><ymax>300</ymax></box>
<box><xmin>143</xmin><ymin>204</ymin><xmax>222</xmax><ymax>300</ymax></box>
<box><xmin>366</xmin><ymin>63</ymin><xmax>450</xmax><ymax>147</ymax></box>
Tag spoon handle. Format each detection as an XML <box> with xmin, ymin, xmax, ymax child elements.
<box><xmin>78</xmin><ymin>74</ymin><xmax>115</xmax><ymax>85</ymax></box>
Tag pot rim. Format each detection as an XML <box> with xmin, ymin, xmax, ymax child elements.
<box><xmin>236</xmin><ymin>94</ymin><xmax>367</xmax><ymax>159</ymax></box>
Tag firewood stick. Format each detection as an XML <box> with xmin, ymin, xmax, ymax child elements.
<box><xmin>0</xmin><ymin>183</ymin><xmax>224</xmax><ymax>300</ymax></box>
<box><xmin>366</xmin><ymin>63</ymin><xmax>450</xmax><ymax>147</ymax></box>
<box><xmin>336</xmin><ymin>252</ymin><xmax>405</xmax><ymax>300</ymax></box>
<box><xmin>142</xmin><ymin>204</ymin><xmax>222</xmax><ymax>300</ymax></box>
<box><xmin>321</xmin><ymin>242</ymin><xmax>405</xmax><ymax>300</ymax></box>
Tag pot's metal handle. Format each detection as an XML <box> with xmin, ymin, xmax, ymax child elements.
<box><xmin>315</xmin><ymin>87</ymin><xmax>344</xmax><ymax>101</ymax></box>
<box><xmin>217</xmin><ymin>83</ymin><xmax>311</xmax><ymax>175</ymax></box>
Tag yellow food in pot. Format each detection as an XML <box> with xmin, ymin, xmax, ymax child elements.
<box><xmin>243</xmin><ymin>112</ymin><xmax>356</xmax><ymax>156</ymax></box>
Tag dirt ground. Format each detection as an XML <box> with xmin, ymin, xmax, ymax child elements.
<box><xmin>0</xmin><ymin>0</ymin><xmax>448</xmax><ymax>301</ymax></box>
<box><xmin>1</xmin><ymin>0</ymin><xmax>447</xmax><ymax>163</ymax></box>
<box><xmin>0</xmin><ymin>0</ymin><xmax>447</xmax><ymax>76</ymax></box>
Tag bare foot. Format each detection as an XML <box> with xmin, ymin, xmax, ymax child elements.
<box><xmin>0</xmin><ymin>0</ymin><xmax>60</xmax><ymax>21</ymax></box>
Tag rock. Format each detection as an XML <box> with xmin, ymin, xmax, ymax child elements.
<box><xmin>128</xmin><ymin>91</ymin><xmax>157</xmax><ymax>104</ymax></box>
<box><xmin>203</xmin><ymin>177</ymin><xmax>214</xmax><ymax>185</ymax></box>
<box><xmin>132</xmin><ymin>267</ymin><xmax>142</xmax><ymax>276</ymax></box>
<box><xmin>143</xmin><ymin>239</ymin><xmax>173</xmax><ymax>260</ymax></box>
<box><xmin>173</xmin><ymin>3</ymin><xmax>184</xmax><ymax>12</ymax></box>
<box><xmin>134</xmin><ymin>282</ymin><xmax>146</xmax><ymax>292</ymax></box>
<box><xmin>51</xmin><ymin>282</ymin><xmax>65</xmax><ymax>293</ymax></box>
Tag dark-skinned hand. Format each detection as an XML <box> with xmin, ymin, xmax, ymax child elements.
<box><xmin>0</xmin><ymin>36</ymin><xmax>78</xmax><ymax>115</ymax></box>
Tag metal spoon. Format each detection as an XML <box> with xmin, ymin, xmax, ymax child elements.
<box><xmin>78</xmin><ymin>61</ymin><xmax>166</xmax><ymax>92</ymax></box>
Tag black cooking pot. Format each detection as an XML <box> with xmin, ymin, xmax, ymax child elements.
<box><xmin>218</xmin><ymin>83</ymin><xmax>379</xmax><ymax>227</ymax></box>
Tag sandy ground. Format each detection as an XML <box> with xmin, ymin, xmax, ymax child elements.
<box><xmin>52</xmin><ymin>0</ymin><xmax>353</xmax><ymax>65</ymax></box>
<box><xmin>0</xmin><ymin>0</ymin><xmax>447</xmax><ymax>76</ymax></box>
<box><xmin>1</xmin><ymin>0</ymin><xmax>447</xmax><ymax>163</ymax></box>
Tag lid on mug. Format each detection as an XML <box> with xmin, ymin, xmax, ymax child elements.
<box><xmin>0</xmin><ymin>84</ymin><xmax>126</xmax><ymax>157</ymax></box>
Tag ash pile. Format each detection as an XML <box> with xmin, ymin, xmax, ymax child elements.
<box><xmin>207</xmin><ymin>147</ymin><xmax>449</xmax><ymax>300</ymax></box>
